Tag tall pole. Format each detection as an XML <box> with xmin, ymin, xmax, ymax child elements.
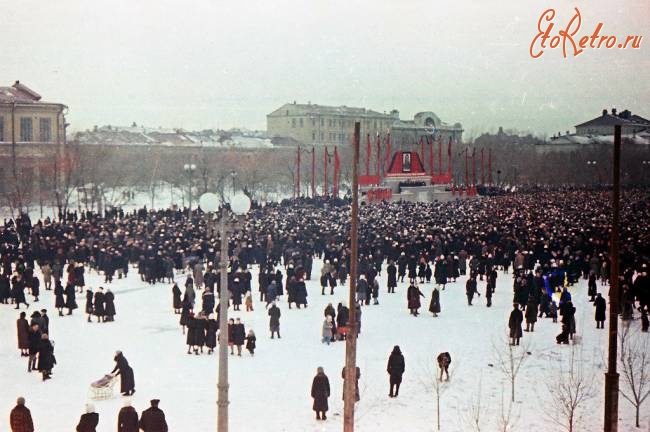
<box><xmin>420</xmin><ymin>137</ymin><xmax>424</xmax><ymax>170</ymax></box>
<box><xmin>385</xmin><ymin>132</ymin><xmax>391</xmax><ymax>173</ymax></box>
<box><xmin>488</xmin><ymin>148</ymin><xmax>492</xmax><ymax>186</ymax></box>
<box><xmin>464</xmin><ymin>148</ymin><xmax>469</xmax><ymax>187</ymax></box>
<box><xmin>472</xmin><ymin>148</ymin><xmax>477</xmax><ymax>186</ymax></box>
<box><xmin>375</xmin><ymin>133</ymin><xmax>381</xmax><ymax>178</ymax></box>
<box><xmin>604</xmin><ymin>125</ymin><xmax>621</xmax><ymax>432</ymax></box>
<box><xmin>428</xmin><ymin>136</ymin><xmax>434</xmax><ymax>176</ymax></box>
<box><xmin>311</xmin><ymin>147</ymin><xmax>316</xmax><ymax>198</ymax></box>
<box><xmin>324</xmin><ymin>147</ymin><xmax>328</xmax><ymax>197</ymax></box>
<box><xmin>217</xmin><ymin>207</ymin><xmax>230</xmax><ymax>432</ymax></box>
<box><xmin>297</xmin><ymin>147</ymin><xmax>301</xmax><ymax>198</ymax></box>
<box><xmin>438</xmin><ymin>136</ymin><xmax>442</xmax><ymax>176</ymax></box>
<box><xmin>481</xmin><ymin>149</ymin><xmax>485</xmax><ymax>185</ymax></box>
<box><xmin>365</xmin><ymin>134</ymin><xmax>370</xmax><ymax>176</ymax></box>
<box><xmin>343</xmin><ymin>122</ymin><xmax>360</xmax><ymax>432</ymax></box>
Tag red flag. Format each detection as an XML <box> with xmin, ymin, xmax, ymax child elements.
<box><xmin>428</xmin><ymin>136</ymin><xmax>434</xmax><ymax>176</ymax></box>
<box><xmin>438</xmin><ymin>135</ymin><xmax>443</xmax><ymax>176</ymax></box>
<box><xmin>385</xmin><ymin>131</ymin><xmax>391</xmax><ymax>172</ymax></box>
<box><xmin>323</xmin><ymin>147</ymin><xmax>329</xmax><ymax>197</ymax></box>
<box><xmin>480</xmin><ymin>148</ymin><xmax>485</xmax><ymax>185</ymax></box>
<box><xmin>333</xmin><ymin>147</ymin><xmax>340</xmax><ymax>197</ymax></box>
<box><xmin>488</xmin><ymin>148</ymin><xmax>493</xmax><ymax>186</ymax></box>
<box><xmin>419</xmin><ymin>136</ymin><xmax>424</xmax><ymax>169</ymax></box>
<box><xmin>472</xmin><ymin>147</ymin><xmax>477</xmax><ymax>185</ymax></box>
<box><xmin>311</xmin><ymin>147</ymin><xmax>316</xmax><ymax>197</ymax></box>
<box><xmin>376</xmin><ymin>133</ymin><xmax>381</xmax><ymax>176</ymax></box>
<box><xmin>464</xmin><ymin>147</ymin><xmax>469</xmax><ymax>186</ymax></box>
<box><xmin>296</xmin><ymin>147</ymin><xmax>301</xmax><ymax>197</ymax></box>
<box><xmin>366</xmin><ymin>134</ymin><xmax>371</xmax><ymax>176</ymax></box>
<box><xmin>447</xmin><ymin>137</ymin><xmax>452</xmax><ymax>177</ymax></box>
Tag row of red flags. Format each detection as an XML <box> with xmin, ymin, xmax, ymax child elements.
<box><xmin>294</xmin><ymin>135</ymin><xmax>495</xmax><ymax>198</ymax></box>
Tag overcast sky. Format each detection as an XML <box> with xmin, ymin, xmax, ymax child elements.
<box><xmin>1</xmin><ymin>0</ymin><xmax>648</xmax><ymax>137</ymax></box>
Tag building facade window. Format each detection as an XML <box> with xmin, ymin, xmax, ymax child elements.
<box><xmin>39</xmin><ymin>118</ymin><xmax>52</xmax><ymax>142</ymax></box>
<box><xmin>20</xmin><ymin>117</ymin><xmax>33</xmax><ymax>141</ymax></box>
<box><xmin>311</xmin><ymin>118</ymin><xmax>316</xmax><ymax>126</ymax></box>
<box><xmin>320</xmin><ymin>118</ymin><xmax>324</xmax><ymax>126</ymax></box>
<box><xmin>299</xmin><ymin>118</ymin><xmax>303</xmax><ymax>128</ymax></box>
<box><xmin>312</xmin><ymin>132</ymin><xmax>316</xmax><ymax>141</ymax></box>
<box><xmin>320</xmin><ymin>132</ymin><xmax>324</xmax><ymax>140</ymax></box>
<box><xmin>292</xmin><ymin>118</ymin><xmax>296</xmax><ymax>128</ymax></box>
<box><xmin>0</xmin><ymin>117</ymin><xmax>4</xmax><ymax>141</ymax></box>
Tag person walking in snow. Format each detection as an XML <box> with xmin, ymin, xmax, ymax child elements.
<box><xmin>245</xmin><ymin>329</ymin><xmax>256</xmax><ymax>356</ymax></box>
<box><xmin>111</xmin><ymin>351</ymin><xmax>135</xmax><ymax>396</ymax></box>
<box><xmin>117</xmin><ymin>399</ymin><xmax>139</xmax><ymax>432</ymax></box>
<box><xmin>10</xmin><ymin>397</ymin><xmax>34</xmax><ymax>432</ymax></box>
<box><xmin>406</xmin><ymin>283</ymin><xmax>425</xmax><ymax>316</ymax></box>
<box><xmin>322</xmin><ymin>316</ymin><xmax>333</xmax><ymax>345</ymax></box>
<box><xmin>311</xmin><ymin>367</ymin><xmax>330</xmax><ymax>421</ymax></box>
<box><xmin>508</xmin><ymin>304</ymin><xmax>523</xmax><ymax>346</ymax></box>
<box><xmin>268</xmin><ymin>302</ymin><xmax>281</xmax><ymax>339</ymax></box>
<box><xmin>75</xmin><ymin>403</ymin><xmax>99</xmax><ymax>432</ymax></box>
<box><xmin>387</xmin><ymin>345</ymin><xmax>405</xmax><ymax>398</ymax></box>
<box><xmin>429</xmin><ymin>287</ymin><xmax>441</xmax><ymax>317</ymax></box>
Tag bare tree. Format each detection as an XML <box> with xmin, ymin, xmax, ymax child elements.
<box><xmin>619</xmin><ymin>326</ymin><xmax>650</xmax><ymax>428</ymax></box>
<box><xmin>492</xmin><ymin>334</ymin><xmax>532</xmax><ymax>402</ymax></box>
<box><xmin>496</xmin><ymin>385</ymin><xmax>518</xmax><ymax>432</ymax></box>
<box><xmin>459</xmin><ymin>377</ymin><xmax>485</xmax><ymax>432</ymax></box>
<box><xmin>545</xmin><ymin>345</ymin><xmax>595</xmax><ymax>432</ymax></box>
<box><xmin>419</xmin><ymin>357</ymin><xmax>457</xmax><ymax>431</ymax></box>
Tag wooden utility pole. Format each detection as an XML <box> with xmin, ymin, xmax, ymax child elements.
<box><xmin>343</xmin><ymin>122</ymin><xmax>360</xmax><ymax>432</ymax></box>
<box><xmin>217</xmin><ymin>207</ymin><xmax>230</xmax><ymax>432</ymax></box>
<box><xmin>604</xmin><ymin>125</ymin><xmax>621</xmax><ymax>432</ymax></box>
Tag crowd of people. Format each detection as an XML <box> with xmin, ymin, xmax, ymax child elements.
<box><xmin>3</xmin><ymin>187</ymin><xmax>650</xmax><ymax>428</ymax></box>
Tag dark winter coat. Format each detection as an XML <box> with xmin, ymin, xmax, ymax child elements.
<box><xmin>65</xmin><ymin>284</ymin><xmax>78</xmax><ymax>309</ymax></box>
<box><xmin>85</xmin><ymin>291</ymin><xmax>94</xmax><ymax>314</ymax></box>
<box><xmin>594</xmin><ymin>296</ymin><xmax>606</xmax><ymax>322</ymax></box>
<box><xmin>139</xmin><ymin>406</ymin><xmax>168</xmax><ymax>432</ymax></box>
<box><xmin>407</xmin><ymin>284</ymin><xmax>424</xmax><ymax>309</ymax></box>
<box><xmin>118</xmin><ymin>406</ymin><xmax>139</xmax><ymax>432</ymax></box>
<box><xmin>508</xmin><ymin>308</ymin><xmax>523</xmax><ymax>338</ymax></box>
<box><xmin>311</xmin><ymin>372</ymin><xmax>331</xmax><ymax>412</ymax></box>
<box><xmin>94</xmin><ymin>292</ymin><xmax>106</xmax><ymax>316</ymax></box>
<box><xmin>232</xmin><ymin>323</ymin><xmax>246</xmax><ymax>346</ymax></box>
<box><xmin>387</xmin><ymin>349</ymin><xmax>405</xmax><ymax>384</ymax></box>
<box><xmin>387</xmin><ymin>264</ymin><xmax>397</xmax><ymax>287</ymax></box>
<box><xmin>245</xmin><ymin>334</ymin><xmax>256</xmax><ymax>351</ymax></box>
<box><xmin>525</xmin><ymin>301</ymin><xmax>538</xmax><ymax>324</ymax></box>
<box><xmin>206</xmin><ymin>319</ymin><xmax>218</xmax><ymax>348</ymax></box>
<box><xmin>17</xmin><ymin>317</ymin><xmax>29</xmax><ymax>349</ymax></box>
<box><xmin>10</xmin><ymin>404</ymin><xmax>34</xmax><ymax>432</ymax></box>
<box><xmin>429</xmin><ymin>288</ymin><xmax>441</xmax><ymax>313</ymax></box>
<box><xmin>104</xmin><ymin>291</ymin><xmax>116</xmax><ymax>316</ymax></box>
<box><xmin>186</xmin><ymin>316</ymin><xmax>200</xmax><ymax>346</ymax></box>
<box><xmin>37</xmin><ymin>339</ymin><xmax>55</xmax><ymax>371</ymax></box>
<box><xmin>76</xmin><ymin>412</ymin><xmax>99</xmax><ymax>432</ymax></box>
<box><xmin>268</xmin><ymin>305</ymin><xmax>281</xmax><ymax>330</ymax></box>
<box><xmin>112</xmin><ymin>353</ymin><xmax>135</xmax><ymax>394</ymax></box>
<box><xmin>54</xmin><ymin>282</ymin><xmax>65</xmax><ymax>308</ymax></box>
<box><xmin>172</xmin><ymin>284</ymin><xmax>182</xmax><ymax>309</ymax></box>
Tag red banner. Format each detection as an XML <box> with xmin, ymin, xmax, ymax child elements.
<box><xmin>366</xmin><ymin>188</ymin><xmax>392</xmax><ymax>202</ymax></box>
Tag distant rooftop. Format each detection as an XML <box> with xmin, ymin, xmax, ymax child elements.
<box><xmin>0</xmin><ymin>80</ymin><xmax>66</xmax><ymax>107</ymax></box>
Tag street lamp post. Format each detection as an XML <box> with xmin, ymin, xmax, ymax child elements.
<box><xmin>184</xmin><ymin>163</ymin><xmax>197</xmax><ymax>213</ymax></box>
<box><xmin>642</xmin><ymin>160</ymin><xmax>649</xmax><ymax>185</ymax></box>
<box><xmin>199</xmin><ymin>190</ymin><xmax>250</xmax><ymax>432</ymax></box>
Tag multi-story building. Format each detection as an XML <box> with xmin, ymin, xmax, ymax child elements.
<box><xmin>267</xmin><ymin>102</ymin><xmax>462</xmax><ymax>148</ymax></box>
<box><xmin>0</xmin><ymin>81</ymin><xmax>67</xmax><ymax>146</ymax></box>
<box><xmin>575</xmin><ymin>108</ymin><xmax>649</xmax><ymax>136</ymax></box>
<box><xmin>0</xmin><ymin>81</ymin><xmax>68</xmax><ymax>204</ymax></box>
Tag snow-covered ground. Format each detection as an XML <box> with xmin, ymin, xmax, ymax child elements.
<box><xmin>1</xmin><ymin>260</ymin><xmax>647</xmax><ymax>431</ymax></box>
